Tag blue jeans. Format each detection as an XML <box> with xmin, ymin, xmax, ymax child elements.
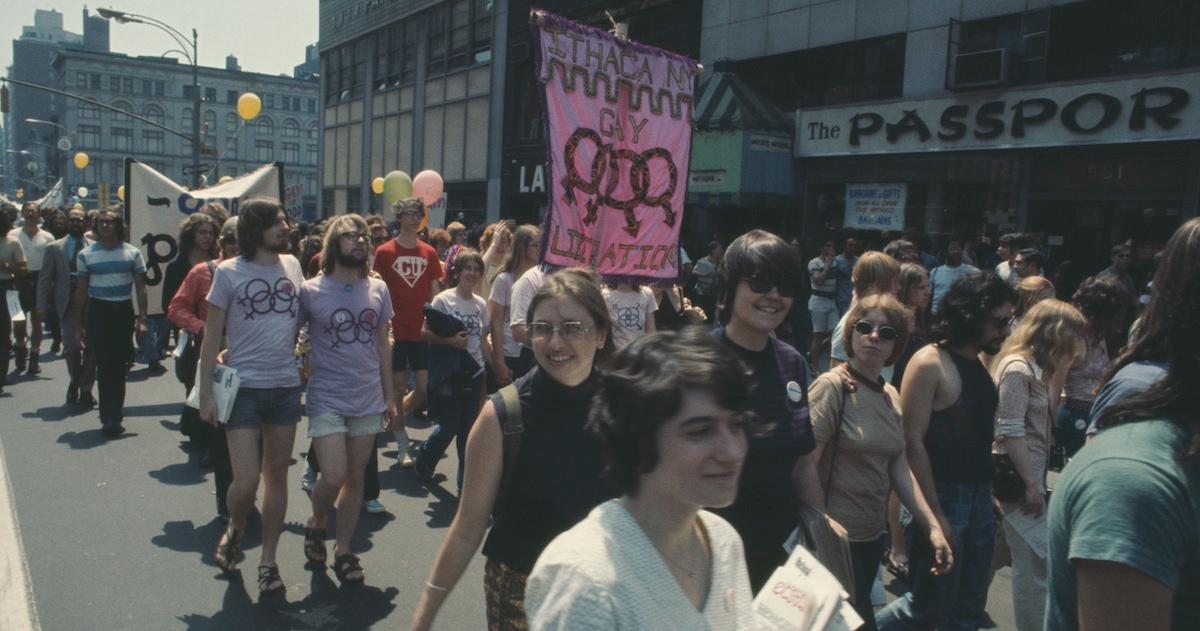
<box><xmin>417</xmin><ymin>374</ymin><xmax>483</xmax><ymax>489</ymax></box>
<box><xmin>876</xmin><ymin>481</ymin><xmax>996</xmax><ymax>631</ymax></box>
<box><xmin>138</xmin><ymin>314</ymin><xmax>169</xmax><ymax>364</ymax></box>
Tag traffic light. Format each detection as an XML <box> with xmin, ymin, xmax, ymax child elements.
<box><xmin>1</xmin><ymin>85</ymin><xmax>9</xmax><ymax>113</ymax></box>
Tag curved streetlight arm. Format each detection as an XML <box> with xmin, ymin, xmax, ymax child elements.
<box><xmin>99</xmin><ymin>9</ymin><xmax>194</xmax><ymax>59</ymax></box>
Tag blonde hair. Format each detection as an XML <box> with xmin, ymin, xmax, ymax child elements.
<box><xmin>321</xmin><ymin>213</ymin><xmax>371</xmax><ymax>278</ymax></box>
<box><xmin>852</xmin><ymin>251</ymin><xmax>901</xmax><ymax>298</ymax></box>
<box><xmin>843</xmin><ymin>293</ymin><xmax>915</xmax><ymax>366</ymax></box>
<box><xmin>1015</xmin><ymin>275</ymin><xmax>1055</xmax><ymax>318</ymax></box>
<box><xmin>992</xmin><ymin>299</ymin><xmax>1087</xmax><ymax>382</ymax></box>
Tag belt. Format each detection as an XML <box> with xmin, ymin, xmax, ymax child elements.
<box><xmin>812</xmin><ymin>290</ymin><xmax>835</xmax><ymax>299</ymax></box>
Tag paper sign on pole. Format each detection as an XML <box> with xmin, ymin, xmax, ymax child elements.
<box><xmin>125</xmin><ymin>159</ymin><xmax>284</xmax><ymax>315</ymax></box>
<box><xmin>844</xmin><ymin>183</ymin><xmax>907</xmax><ymax>231</ymax></box>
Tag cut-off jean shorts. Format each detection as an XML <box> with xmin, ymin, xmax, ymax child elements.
<box><xmin>307</xmin><ymin>411</ymin><xmax>384</xmax><ymax>438</ymax></box>
<box><xmin>225</xmin><ymin>385</ymin><xmax>303</xmax><ymax>429</ymax></box>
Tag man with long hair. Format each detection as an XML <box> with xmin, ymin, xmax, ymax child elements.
<box><xmin>299</xmin><ymin>213</ymin><xmax>398</xmax><ymax>584</ymax></box>
<box><xmin>876</xmin><ymin>273</ymin><xmax>1015</xmax><ymax>631</ymax></box>
<box><xmin>71</xmin><ymin>207</ymin><xmax>148</xmax><ymax>436</ymax></box>
<box><xmin>198</xmin><ymin>198</ymin><xmax>304</xmax><ymax>595</ymax></box>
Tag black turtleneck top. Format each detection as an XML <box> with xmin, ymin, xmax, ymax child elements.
<box><xmin>481</xmin><ymin>366</ymin><xmax>614</xmax><ymax>574</ymax></box>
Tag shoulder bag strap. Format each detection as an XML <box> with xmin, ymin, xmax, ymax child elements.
<box><xmin>497</xmin><ymin>384</ymin><xmax>524</xmax><ymax>506</ymax></box>
<box><xmin>822</xmin><ymin>369</ymin><xmax>852</xmax><ymax>502</ymax></box>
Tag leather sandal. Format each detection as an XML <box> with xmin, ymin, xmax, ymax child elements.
<box><xmin>332</xmin><ymin>552</ymin><xmax>365</xmax><ymax>584</ymax></box>
<box><xmin>303</xmin><ymin>524</ymin><xmax>327</xmax><ymax>565</ymax></box>
<box><xmin>214</xmin><ymin>527</ymin><xmax>244</xmax><ymax>572</ymax></box>
<box><xmin>258</xmin><ymin>564</ymin><xmax>285</xmax><ymax>595</ymax></box>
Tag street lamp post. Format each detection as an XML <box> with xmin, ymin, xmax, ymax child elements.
<box><xmin>25</xmin><ymin>118</ymin><xmax>71</xmax><ymax>190</ymax></box>
<box><xmin>97</xmin><ymin>8</ymin><xmax>202</xmax><ymax>189</ymax></box>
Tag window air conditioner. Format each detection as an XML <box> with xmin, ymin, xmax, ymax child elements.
<box><xmin>950</xmin><ymin>48</ymin><xmax>1009</xmax><ymax>90</ymax></box>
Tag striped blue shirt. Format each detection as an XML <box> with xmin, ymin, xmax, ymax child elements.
<box><xmin>76</xmin><ymin>242</ymin><xmax>146</xmax><ymax>301</ymax></box>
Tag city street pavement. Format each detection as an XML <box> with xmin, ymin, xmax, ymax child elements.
<box><xmin>0</xmin><ymin>348</ymin><xmax>1016</xmax><ymax>629</ymax></box>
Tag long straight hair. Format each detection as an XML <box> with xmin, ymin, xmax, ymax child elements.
<box><xmin>991</xmin><ymin>299</ymin><xmax>1087</xmax><ymax>383</ymax></box>
<box><xmin>501</xmin><ymin>225</ymin><xmax>541</xmax><ymax>278</ymax></box>
<box><xmin>320</xmin><ymin>213</ymin><xmax>370</xmax><ymax>278</ymax></box>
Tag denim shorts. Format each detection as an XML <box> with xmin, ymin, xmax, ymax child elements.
<box><xmin>226</xmin><ymin>385</ymin><xmax>303</xmax><ymax>429</ymax></box>
<box><xmin>308</xmin><ymin>411</ymin><xmax>384</xmax><ymax>438</ymax></box>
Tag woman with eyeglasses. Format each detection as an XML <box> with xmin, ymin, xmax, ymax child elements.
<box><xmin>710</xmin><ymin>229</ymin><xmax>819</xmax><ymax>590</ymax></box>
<box><xmin>800</xmin><ymin>293</ymin><xmax>952</xmax><ymax>629</ymax></box>
<box><xmin>525</xmin><ymin>328</ymin><xmax>757</xmax><ymax>629</ymax></box>
<box><xmin>412</xmin><ymin>267</ymin><xmax>616</xmax><ymax>631</ymax></box>
<box><xmin>990</xmin><ymin>299</ymin><xmax>1087</xmax><ymax>631</ymax></box>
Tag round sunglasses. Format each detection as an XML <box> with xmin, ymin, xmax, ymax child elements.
<box><xmin>853</xmin><ymin>320</ymin><xmax>899</xmax><ymax>341</ymax></box>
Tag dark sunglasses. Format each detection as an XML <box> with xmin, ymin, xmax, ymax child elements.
<box><xmin>853</xmin><ymin>320</ymin><xmax>899</xmax><ymax>341</ymax></box>
<box><xmin>744</xmin><ymin>273</ymin><xmax>796</xmax><ymax>298</ymax></box>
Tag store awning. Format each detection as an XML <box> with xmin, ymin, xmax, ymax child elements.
<box><xmin>693</xmin><ymin>62</ymin><xmax>793</xmax><ymax>132</ymax></box>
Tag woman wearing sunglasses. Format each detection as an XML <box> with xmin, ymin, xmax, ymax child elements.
<box><xmin>412</xmin><ymin>268</ymin><xmax>616</xmax><ymax>631</ymax></box>
<box><xmin>800</xmin><ymin>293</ymin><xmax>952</xmax><ymax>629</ymax></box>
<box><xmin>711</xmin><ymin>229</ymin><xmax>818</xmax><ymax>590</ymax></box>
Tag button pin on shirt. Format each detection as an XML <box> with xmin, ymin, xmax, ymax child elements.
<box><xmin>786</xmin><ymin>381</ymin><xmax>803</xmax><ymax>403</ymax></box>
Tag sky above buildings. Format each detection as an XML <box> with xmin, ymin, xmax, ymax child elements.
<box><xmin>2</xmin><ymin>1</ymin><xmax>319</xmax><ymax>78</ymax></box>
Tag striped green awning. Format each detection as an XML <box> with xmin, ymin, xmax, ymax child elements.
<box><xmin>693</xmin><ymin>65</ymin><xmax>793</xmax><ymax>132</ymax></box>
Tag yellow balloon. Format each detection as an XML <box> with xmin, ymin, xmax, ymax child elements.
<box><xmin>237</xmin><ymin>93</ymin><xmax>262</xmax><ymax>121</ymax></box>
<box><xmin>372</xmin><ymin>177</ymin><xmax>385</xmax><ymax>194</ymax></box>
<box><xmin>117</xmin><ymin>185</ymin><xmax>125</xmax><ymax>201</ymax></box>
<box><xmin>73</xmin><ymin>152</ymin><xmax>89</xmax><ymax>169</ymax></box>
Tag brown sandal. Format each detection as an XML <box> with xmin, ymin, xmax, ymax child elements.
<box><xmin>214</xmin><ymin>527</ymin><xmax>244</xmax><ymax>572</ymax></box>
<box><xmin>258</xmin><ymin>564</ymin><xmax>285</xmax><ymax>595</ymax></box>
<box><xmin>303</xmin><ymin>524</ymin><xmax>327</xmax><ymax>565</ymax></box>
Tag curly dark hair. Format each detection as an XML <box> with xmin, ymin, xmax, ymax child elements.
<box><xmin>1071</xmin><ymin>274</ymin><xmax>1129</xmax><ymax>339</ymax></box>
<box><xmin>588</xmin><ymin>327</ymin><xmax>755</xmax><ymax>496</ymax></box>
<box><xmin>930</xmin><ymin>272</ymin><xmax>1016</xmax><ymax>347</ymax></box>
<box><xmin>177</xmin><ymin>213</ymin><xmax>221</xmax><ymax>259</ymax></box>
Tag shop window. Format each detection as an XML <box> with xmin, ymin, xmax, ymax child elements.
<box><xmin>737</xmin><ymin>34</ymin><xmax>906</xmax><ymax>110</ymax></box>
<box><xmin>1047</xmin><ymin>0</ymin><xmax>1200</xmax><ymax>81</ymax></box>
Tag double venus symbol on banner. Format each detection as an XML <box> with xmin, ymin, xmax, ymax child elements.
<box><xmin>560</xmin><ymin>127</ymin><xmax>679</xmax><ymax>238</ymax></box>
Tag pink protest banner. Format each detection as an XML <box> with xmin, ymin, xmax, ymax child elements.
<box><xmin>532</xmin><ymin>10</ymin><xmax>699</xmax><ymax>283</ymax></box>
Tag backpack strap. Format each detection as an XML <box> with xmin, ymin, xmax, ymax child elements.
<box><xmin>496</xmin><ymin>384</ymin><xmax>524</xmax><ymax>507</ymax></box>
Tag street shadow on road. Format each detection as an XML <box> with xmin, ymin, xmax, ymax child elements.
<box><xmin>57</xmin><ymin>428</ymin><xmax>139</xmax><ymax>449</ymax></box>
<box><xmin>176</xmin><ymin>567</ymin><xmax>399</xmax><ymax>630</ymax></box>
<box><xmin>21</xmin><ymin>405</ymin><xmax>87</xmax><ymax>422</ymax></box>
<box><xmin>149</xmin><ymin>461</ymin><xmax>208</xmax><ymax>486</ymax></box>
<box><xmin>124</xmin><ymin>402</ymin><xmax>185</xmax><ymax>418</ymax></box>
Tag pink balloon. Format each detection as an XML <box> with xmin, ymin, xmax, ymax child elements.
<box><xmin>413</xmin><ymin>170</ymin><xmax>444</xmax><ymax>206</ymax></box>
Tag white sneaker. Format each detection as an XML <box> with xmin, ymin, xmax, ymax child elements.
<box><xmin>394</xmin><ymin>429</ymin><xmax>414</xmax><ymax>468</ymax></box>
<box><xmin>300</xmin><ymin>465</ymin><xmax>316</xmax><ymax>493</ymax></box>
<box><xmin>363</xmin><ymin>499</ymin><xmax>386</xmax><ymax>514</ymax></box>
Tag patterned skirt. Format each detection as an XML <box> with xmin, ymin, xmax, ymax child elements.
<box><xmin>484</xmin><ymin>558</ymin><xmax>529</xmax><ymax>631</ymax></box>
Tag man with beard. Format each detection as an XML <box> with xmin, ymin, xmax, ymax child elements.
<box><xmin>876</xmin><ymin>273</ymin><xmax>1016</xmax><ymax>631</ymax></box>
<box><xmin>199</xmin><ymin>198</ymin><xmax>304</xmax><ymax>596</ymax></box>
<box><xmin>37</xmin><ymin>207</ymin><xmax>96</xmax><ymax>405</ymax></box>
<box><xmin>71</xmin><ymin>207</ymin><xmax>148</xmax><ymax>436</ymax></box>
<box><xmin>299</xmin><ymin>214</ymin><xmax>397</xmax><ymax>584</ymax></box>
